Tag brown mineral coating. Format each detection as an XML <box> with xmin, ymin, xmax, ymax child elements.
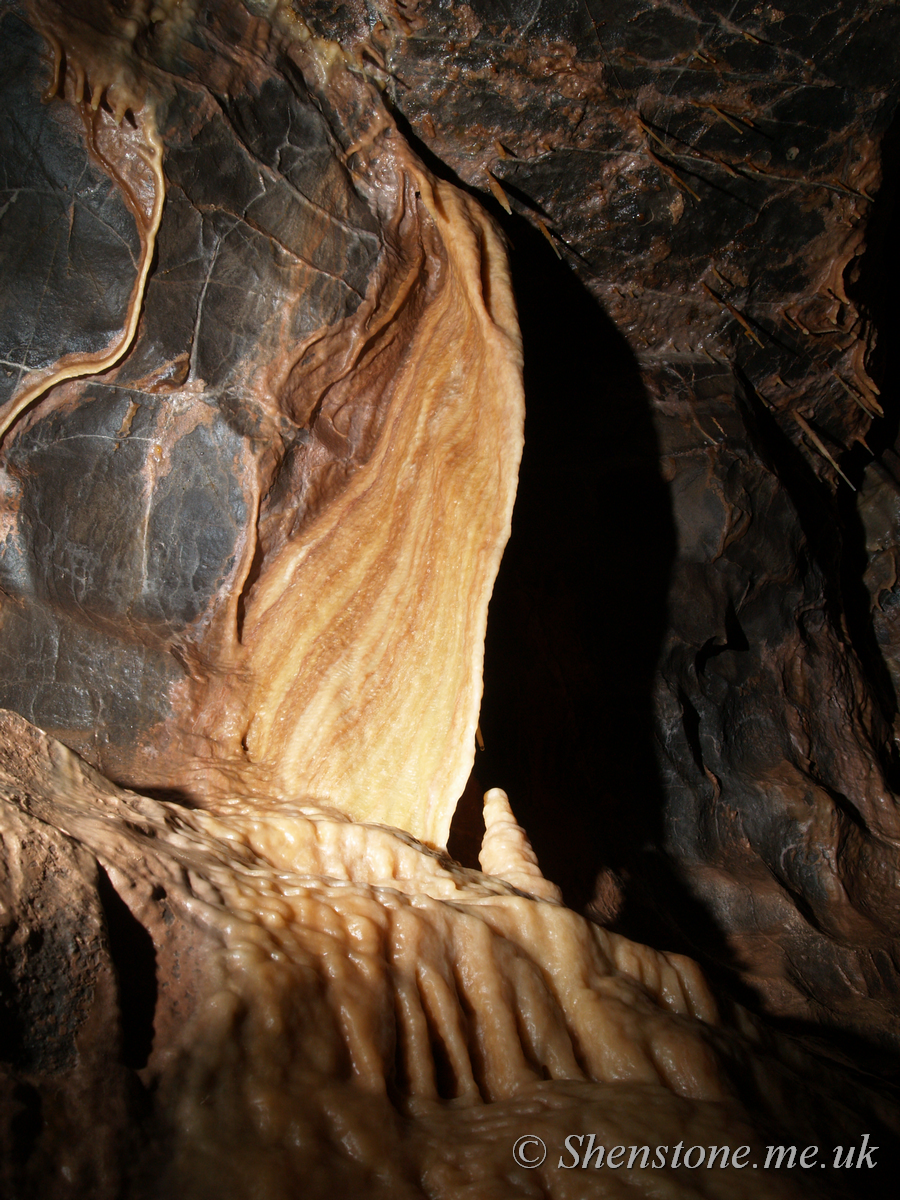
<box><xmin>0</xmin><ymin>0</ymin><xmax>524</xmax><ymax>848</ymax></box>
<box><xmin>369</xmin><ymin>0</ymin><xmax>889</xmax><ymax>471</ymax></box>
<box><xmin>364</xmin><ymin>0</ymin><xmax>900</xmax><ymax>553</ymax></box>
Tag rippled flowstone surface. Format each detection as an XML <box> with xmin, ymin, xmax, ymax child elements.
<box><xmin>4</xmin><ymin>708</ymin><xmax>900</xmax><ymax>1200</ymax></box>
<box><xmin>2</xmin><ymin>1</ymin><xmax>900</xmax><ymax>1197</ymax></box>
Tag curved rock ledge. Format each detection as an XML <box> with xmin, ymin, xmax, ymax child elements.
<box><xmin>2</xmin><ymin>2</ymin><xmax>900</xmax><ymax>1197</ymax></box>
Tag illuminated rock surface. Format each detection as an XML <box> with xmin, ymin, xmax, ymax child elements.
<box><xmin>2</xmin><ymin>708</ymin><xmax>892</xmax><ymax>1200</ymax></box>
<box><xmin>1</xmin><ymin>1</ymin><xmax>900</xmax><ymax>1197</ymax></box>
<box><xmin>0</xmin><ymin>0</ymin><xmax>523</xmax><ymax>848</ymax></box>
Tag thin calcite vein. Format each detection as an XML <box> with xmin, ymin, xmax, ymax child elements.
<box><xmin>0</xmin><ymin>64</ymin><xmax>163</xmax><ymax>437</ymax></box>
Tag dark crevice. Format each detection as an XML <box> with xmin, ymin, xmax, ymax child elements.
<box><xmin>6</xmin><ymin>1083</ymin><xmax>42</xmax><ymax>1165</ymax></box>
<box><xmin>477</xmin><ymin>210</ymin><xmax>676</xmax><ymax>916</ymax></box>
<box><xmin>136</xmin><ymin>785</ymin><xmax>198</xmax><ymax>808</ymax></box>
<box><xmin>679</xmin><ymin>687</ymin><xmax>705</xmax><ymax>772</ymax></box>
<box><xmin>235</xmin><ymin>527</ymin><xmax>265</xmax><ymax>640</ymax></box>
<box><xmin>447</xmin><ymin>768</ymin><xmax>486</xmax><ymax>870</ymax></box>
<box><xmin>837</xmin><ymin>105</ymin><xmax>900</xmax><ymax>746</ymax></box>
<box><xmin>696</xmin><ymin>601</ymin><xmax>749</xmax><ymax>675</ymax></box>
<box><xmin>96</xmin><ymin>867</ymin><xmax>157</xmax><ymax>1072</ymax></box>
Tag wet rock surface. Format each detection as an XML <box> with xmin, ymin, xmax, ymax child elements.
<box><xmin>360</xmin><ymin>0</ymin><xmax>900</xmax><ymax>1060</ymax></box>
<box><xmin>2</xmin><ymin>0</ymin><xmax>900</xmax><ymax>1195</ymax></box>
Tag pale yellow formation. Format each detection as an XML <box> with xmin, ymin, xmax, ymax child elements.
<box><xmin>479</xmin><ymin>786</ymin><xmax>564</xmax><ymax>902</ymax></box>
<box><xmin>208</xmin><ymin>165</ymin><xmax>524</xmax><ymax>850</ymax></box>
<box><xmin>0</xmin><ymin>711</ymin><xmax>795</xmax><ymax>1200</ymax></box>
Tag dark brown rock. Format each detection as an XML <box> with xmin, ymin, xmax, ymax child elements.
<box><xmin>367</xmin><ymin>0</ymin><xmax>900</xmax><ymax>1061</ymax></box>
<box><xmin>2</xmin><ymin>1</ymin><xmax>900</xmax><ymax>1192</ymax></box>
<box><xmin>0</xmin><ymin>786</ymin><xmax>141</xmax><ymax>1199</ymax></box>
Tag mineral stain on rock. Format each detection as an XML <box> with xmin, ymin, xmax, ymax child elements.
<box><xmin>1</xmin><ymin>1</ymin><xmax>900</xmax><ymax>1197</ymax></box>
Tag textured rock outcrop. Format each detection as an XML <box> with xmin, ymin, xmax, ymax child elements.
<box><xmin>350</xmin><ymin>0</ymin><xmax>900</xmax><ymax>1058</ymax></box>
<box><xmin>2</xmin><ymin>0</ymin><xmax>900</xmax><ymax>1196</ymax></box>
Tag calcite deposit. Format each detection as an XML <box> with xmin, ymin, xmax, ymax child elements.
<box><xmin>0</xmin><ymin>0</ymin><xmax>523</xmax><ymax>848</ymax></box>
<box><xmin>2</xmin><ymin>1</ymin><xmax>900</xmax><ymax>1198</ymax></box>
<box><xmin>364</xmin><ymin>0</ymin><xmax>900</xmax><ymax>1059</ymax></box>
<box><xmin>0</xmin><ymin>709</ymin><xmax>794</xmax><ymax>1200</ymax></box>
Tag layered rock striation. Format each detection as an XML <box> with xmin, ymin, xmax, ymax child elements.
<box><xmin>2</xmin><ymin>1</ymin><xmax>900</xmax><ymax>1197</ymax></box>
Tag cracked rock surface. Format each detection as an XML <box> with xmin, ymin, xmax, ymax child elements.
<box><xmin>351</xmin><ymin>0</ymin><xmax>900</xmax><ymax>1060</ymax></box>
<box><xmin>2</xmin><ymin>0</ymin><xmax>900</xmax><ymax>1196</ymax></box>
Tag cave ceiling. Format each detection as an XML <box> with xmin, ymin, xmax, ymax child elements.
<box><xmin>2</xmin><ymin>1</ymin><xmax>900</xmax><ymax>1196</ymax></box>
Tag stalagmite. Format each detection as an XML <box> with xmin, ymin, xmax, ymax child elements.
<box><xmin>478</xmin><ymin>786</ymin><xmax>562</xmax><ymax>902</ymax></box>
<box><xmin>1</xmin><ymin>709</ymin><xmax>802</xmax><ymax>1199</ymax></box>
<box><xmin>1</xmin><ymin>2</ymin><xmax>898</xmax><ymax>1198</ymax></box>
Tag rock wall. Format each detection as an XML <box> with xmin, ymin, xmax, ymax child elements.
<box><xmin>350</xmin><ymin>0</ymin><xmax>900</xmax><ymax>1058</ymax></box>
<box><xmin>2</xmin><ymin>1</ymin><xmax>900</xmax><ymax>1196</ymax></box>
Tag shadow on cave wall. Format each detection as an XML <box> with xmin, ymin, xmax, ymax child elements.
<box><xmin>463</xmin><ymin>216</ymin><xmax>755</xmax><ymax>995</ymax></box>
<box><xmin>402</xmin><ymin>136</ymin><xmax>752</xmax><ymax>983</ymax></box>
<box><xmin>423</xmin><ymin>190</ymin><xmax>695</xmax><ymax>964</ymax></box>
<box><xmin>415</xmin><ymin>104</ymin><xmax>900</xmax><ymax>1036</ymax></box>
<box><xmin>839</xmin><ymin>106</ymin><xmax>900</xmax><ymax>735</ymax></box>
<box><xmin>403</xmin><ymin>181</ymin><xmax>671</xmax><ymax>897</ymax></box>
<box><xmin>472</xmin><ymin>216</ymin><xmax>675</xmax><ymax>914</ymax></box>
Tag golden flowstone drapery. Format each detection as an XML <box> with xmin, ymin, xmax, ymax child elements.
<box><xmin>0</xmin><ymin>2</ymin><xmax>838</xmax><ymax>1197</ymax></box>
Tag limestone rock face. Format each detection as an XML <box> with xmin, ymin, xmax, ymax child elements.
<box><xmin>0</xmin><ymin>0</ymin><xmax>524</xmax><ymax>848</ymax></box>
<box><xmin>2</xmin><ymin>1</ymin><xmax>900</xmax><ymax>1197</ymax></box>
<box><xmin>355</xmin><ymin>0</ymin><xmax>900</xmax><ymax>1057</ymax></box>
